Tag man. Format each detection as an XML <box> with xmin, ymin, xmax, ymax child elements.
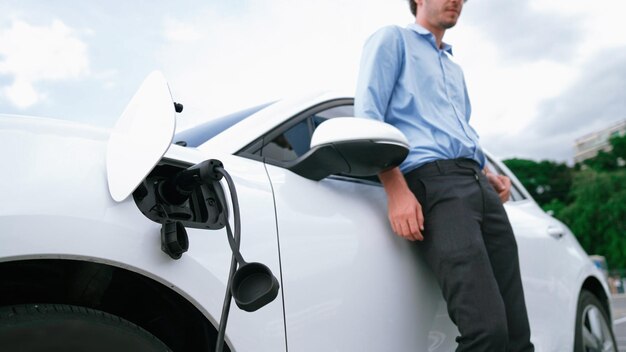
<box><xmin>354</xmin><ymin>0</ymin><xmax>534</xmax><ymax>351</ymax></box>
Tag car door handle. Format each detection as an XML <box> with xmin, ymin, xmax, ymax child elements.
<box><xmin>547</xmin><ymin>225</ymin><xmax>564</xmax><ymax>239</ymax></box>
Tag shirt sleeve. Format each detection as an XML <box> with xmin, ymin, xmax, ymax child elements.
<box><xmin>462</xmin><ymin>74</ymin><xmax>473</xmax><ymax>124</ymax></box>
<box><xmin>462</xmin><ymin>74</ymin><xmax>486</xmax><ymax>167</ymax></box>
<box><xmin>462</xmin><ymin>74</ymin><xmax>480</xmax><ymax>138</ymax></box>
<box><xmin>354</xmin><ymin>26</ymin><xmax>404</xmax><ymax>122</ymax></box>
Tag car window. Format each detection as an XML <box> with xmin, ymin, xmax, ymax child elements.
<box><xmin>235</xmin><ymin>100</ymin><xmax>350</xmax><ymax>159</ymax></box>
<box><xmin>174</xmin><ymin>102</ymin><xmax>274</xmax><ymax>147</ymax></box>
<box><xmin>261</xmin><ymin>119</ymin><xmax>312</xmax><ymax>162</ymax></box>
<box><xmin>262</xmin><ymin>104</ymin><xmax>355</xmax><ymax>161</ymax></box>
<box><xmin>312</xmin><ymin>105</ymin><xmax>354</xmax><ymax>127</ymax></box>
<box><xmin>261</xmin><ymin>104</ymin><xmax>355</xmax><ymax>163</ymax></box>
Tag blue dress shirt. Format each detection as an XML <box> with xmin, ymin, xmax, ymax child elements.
<box><xmin>355</xmin><ymin>23</ymin><xmax>486</xmax><ymax>174</ymax></box>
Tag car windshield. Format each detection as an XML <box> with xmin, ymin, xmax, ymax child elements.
<box><xmin>174</xmin><ymin>102</ymin><xmax>275</xmax><ymax>147</ymax></box>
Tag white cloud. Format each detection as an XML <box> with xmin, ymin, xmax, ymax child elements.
<box><xmin>153</xmin><ymin>0</ymin><xmax>626</xmax><ymax>162</ymax></box>
<box><xmin>531</xmin><ymin>0</ymin><xmax>626</xmax><ymax>62</ymax></box>
<box><xmin>3</xmin><ymin>77</ymin><xmax>41</xmax><ymax>108</ymax></box>
<box><xmin>92</xmin><ymin>69</ymin><xmax>119</xmax><ymax>90</ymax></box>
<box><xmin>157</xmin><ymin>0</ymin><xmax>411</xmax><ymax>128</ymax></box>
<box><xmin>3</xmin><ymin>1</ymin><xmax>621</xmax><ymax>163</ymax></box>
<box><xmin>451</xmin><ymin>1</ymin><xmax>626</xmax><ymax>162</ymax></box>
<box><xmin>0</xmin><ymin>19</ymin><xmax>89</xmax><ymax>109</ymax></box>
<box><xmin>164</xmin><ymin>18</ymin><xmax>203</xmax><ymax>43</ymax></box>
<box><xmin>462</xmin><ymin>0</ymin><xmax>583</xmax><ymax>63</ymax></box>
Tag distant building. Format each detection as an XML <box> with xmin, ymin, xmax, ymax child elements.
<box><xmin>574</xmin><ymin>120</ymin><xmax>626</xmax><ymax>164</ymax></box>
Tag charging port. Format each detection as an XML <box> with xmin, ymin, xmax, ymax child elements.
<box><xmin>132</xmin><ymin>160</ymin><xmax>227</xmax><ymax>230</ymax></box>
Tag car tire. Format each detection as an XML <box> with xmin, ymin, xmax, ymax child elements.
<box><xmin>0</xmin><ymin>304</ymin><xmax>171</xmax><ymax>352</ymax></box>
<box><xmin>574</xmin><ymin>290</ymin><xmax>617</xmax><ymax>352</ymax></box>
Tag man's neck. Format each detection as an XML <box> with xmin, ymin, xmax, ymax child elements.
<box><xmin>416</xmin><ymin>18</ymin><xmax>446</xmax><ymax>49</ymax></box>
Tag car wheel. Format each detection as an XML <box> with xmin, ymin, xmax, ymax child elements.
<box><xmin>0</xmin><ymin>304</ymin><xmax>171</xmax><ymax>352</ymax></box>
<box><xmin>574</xmin><ymin>290</ymin><xmax>617</xmax><ymax>352</ymax></box>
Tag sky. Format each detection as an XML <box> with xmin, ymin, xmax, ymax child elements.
<box><xmin>1</xmin><ymin>0</ymin><xmax>625</xmax><ymax>163</ymax></box>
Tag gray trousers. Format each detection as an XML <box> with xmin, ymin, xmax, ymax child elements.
<box><xmin>405</xmin><ymin>159</ymin><xmax>534</xmax><ymax>352</ymax></box>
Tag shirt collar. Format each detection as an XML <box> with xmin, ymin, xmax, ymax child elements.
<box><xmin>406</xmin><ymin>23</ymin><xmax>454</xmax><ymax>55</ymax></box>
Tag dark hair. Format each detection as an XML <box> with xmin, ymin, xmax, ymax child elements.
<box><xmin>408</xmin><ymin>0</ymin><xmax>416</xmax><ymax>16</ymax></box>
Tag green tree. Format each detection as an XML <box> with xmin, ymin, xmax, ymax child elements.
<box><xmin>503</xmin><ymin>158</ymin><xmax>572</xmax><ymax>206</ymax></box>
<box><xmin>543</xmin><ymin>198</ymin><xmax>566</xmax><ymax>216</ymax></box>
<box><xmin>502</xmin><ymin>134</ymin><xmax>626</xmax><ymax>269</ymax></box>
<box><xmin>609</xmin><ymin>133</ymin><xmax>626</xmax><ymax>165</ymax></box>
<box><xmin>555</xmin><ymin>170</ymin><xmax>626</xmax><ymax>269</ymax></box>
<box><xmin>583</xmin><ymin>150</ymin><xmax>618</xmax><ymax>171</ymax></box>
<box><xmin>580</xmin><ymin>134</ymin><xmax>626</xmax><ymax>172</ymax></box>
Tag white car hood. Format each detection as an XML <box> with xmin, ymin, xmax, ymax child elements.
<box><xmin>0</xmin><ymin>114</ymin><xmax>111</xmax><ymax>142</ymax></box>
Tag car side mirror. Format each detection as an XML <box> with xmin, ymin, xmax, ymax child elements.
<box><xmin>286</xmin><ymin>117</ymin><xmax>409</xmax><ymax>181</ymax></box>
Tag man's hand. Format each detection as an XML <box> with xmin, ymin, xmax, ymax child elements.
<box><xmin>485</xmin><ymin>168</ymin><xmax>511</xmax><ymax>203</ymax></box>
<box><xmin>379</xmin><ymin>168</ymin><xmax>424</xmax><ymax>241</ymax></box>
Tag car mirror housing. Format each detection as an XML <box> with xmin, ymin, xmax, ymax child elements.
<box><xmin>286</xmin><ymin>117</ymin><xmax>409</xmax><ymax>181</ymax></box>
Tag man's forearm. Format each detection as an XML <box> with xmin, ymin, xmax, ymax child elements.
<box><xmin>379</xmin><ymin>167</ymin><xmax>424</xmax><ymax>241</ymax></box>
<box><xmin>379</xmin><ymin>167</ymin><xmax>411</xmax><ymax>197</ymax></box>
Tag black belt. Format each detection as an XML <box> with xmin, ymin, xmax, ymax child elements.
<box><xmin>405</xmin><ymin>158</ymin><xmax>481</xmax><ymax>179</ymax></box>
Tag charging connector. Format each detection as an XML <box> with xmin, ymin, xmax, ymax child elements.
<box><xmin>151</xmin><ymin>159</ymin><xmax>279</xmax><ymax>352</ymax></box>
<box><xmin>158</xmin><ymin>159</ymin><xmax>224</xmax><ymax>205</ymax></box>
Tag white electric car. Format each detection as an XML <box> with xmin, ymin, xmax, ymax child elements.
<box><xmin>0</xmin><ymin>72</ymin><xmax>617</xmax><ymax>351</ymax></box>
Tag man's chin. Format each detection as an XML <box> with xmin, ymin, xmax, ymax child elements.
<box><xmin>441</xmin><ymin>20</ymin><xmax>458</xmax><ymax>29</ymax></box>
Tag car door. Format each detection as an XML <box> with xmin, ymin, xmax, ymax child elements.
<box><xmin>238</xmin><ymin>100</ymin><xmax>459</xmax><ymax>351</ymax></box>
<box><xmin>491</xmin><ymin>159</ymin><xmax>582</xmax><ymax>350</ymax></box>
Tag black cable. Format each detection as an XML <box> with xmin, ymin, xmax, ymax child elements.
<box><xmin>216</xmin><ymin>167</ymin><xmax>241</xmax><ymax>245</ymax></box>
<box><xmin>215</xmin><ymin>251</ymin><xmax>236</xmax><ymax>352</ymax></box>
<box><xmin>214</xmin><ymin>166</ymin><xmax>241</xmax><ymax>352</ymax></box>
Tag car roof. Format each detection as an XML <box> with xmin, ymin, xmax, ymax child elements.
<box><xmin>196</xmin><ymin>91</ymin><xmax>351</xmax><ymax>155</ymax></box>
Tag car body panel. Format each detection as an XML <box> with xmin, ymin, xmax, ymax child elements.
<box><xmin>504</xmin><ymin>200</ymin><xmax>576</xmax><ymax>349</ymax></box>
<box><xmin>0</xmin><ymin>88</ymin><xmax>614</xmax><ymax>351</ymax></box>
<box><xmin>265</xmin><ymin>164</ymin><xmax>455</xmax><ymax>351</ymax></box>
<box><xmin>0</xmin><ymin>116</ymin><xmax>286</xmax><ymax>351</ymax></box>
